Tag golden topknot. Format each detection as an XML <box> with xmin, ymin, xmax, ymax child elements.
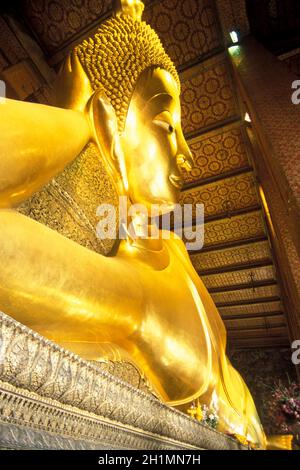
<box><xmin>75</xmin><ymin>0</ymin><xmax>180</xmax><ymax>131</ymax></box>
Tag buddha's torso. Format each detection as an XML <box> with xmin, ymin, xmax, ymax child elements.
<box><xmin>16</xmin><ymin>143</ymin><xmax>226</xmax><ymax>404</ymax></box>
<box><xmin>99</xmin><ymin>235</ymin><xmax>224</xmax><ymax>405</ymax></box>
<box><xmin>5</xmin><ymin>146</ymin><xmax>266</xmax><ymax>445</ymax></box>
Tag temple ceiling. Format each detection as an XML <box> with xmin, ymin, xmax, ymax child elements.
<box><xmin>0</xmin><ymin>0</ymin><xmax>290</xmax><ymax>350</ymax></box>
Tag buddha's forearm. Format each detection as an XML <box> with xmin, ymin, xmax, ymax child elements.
<box><xmin>0</xmin><ymin>210</ymin><xmax>141</xmax><ymax>342</ymax></box>
<box><xmin>0</xmin><ymin>99</ymin><xmax>91</xmax><ymax>208</ymax></box>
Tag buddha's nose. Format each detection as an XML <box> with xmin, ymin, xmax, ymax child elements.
<box><xmin>176</xmin><ymin>132</ymin><xmax>194</xmax><ymax>173</ymax></box>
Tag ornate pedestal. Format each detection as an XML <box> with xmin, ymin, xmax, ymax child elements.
<box><xmin>0</xmin><ymin>312</ymin><xmax>245</xmax><ymax>450</ymax></box>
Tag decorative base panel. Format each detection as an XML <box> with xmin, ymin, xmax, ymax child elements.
<box><xmin>0</xmin><ymin>312</ymin><xmax>245</xmax><ymax>450</ymax></box>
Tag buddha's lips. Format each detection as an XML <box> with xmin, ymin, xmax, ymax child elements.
<box><xmin>169</xmin><ymin>174</ymin><xmax>184</xmax><ymax>189</ymax></box>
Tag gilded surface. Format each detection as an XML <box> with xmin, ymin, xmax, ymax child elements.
<box><xmin>0</xmin><ymin>312</ymin><xmax>245</xmax><ymax>450</ymax></box>
<box><xmin>19</xmin><ymin>143</ymin><xmax>119</xmax><ymax>256</ymax></box>
<box><xmin>0</xmin><ymin>0</ymin><xmax>266</xmax><ymax>448</ymax></box>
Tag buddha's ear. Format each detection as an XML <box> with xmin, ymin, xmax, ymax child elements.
<box><xmin>86</xmin><ymin>89</ymin><xmax>128</xmax><ymax>194</ymax></box>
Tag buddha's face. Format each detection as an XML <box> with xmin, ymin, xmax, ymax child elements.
<box><xmin>120</xmin><ymin>68</ymin><xmax>193</xmax><ymax>215</ymax></box>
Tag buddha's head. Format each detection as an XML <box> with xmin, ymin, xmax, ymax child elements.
<box><xmin>56</xmin><ymin>0</ymin><xmax>193</xmax><ymax>215</ymax></box>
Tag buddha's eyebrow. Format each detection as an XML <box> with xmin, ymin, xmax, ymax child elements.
<box><xmin>142</xmin><ymin>93</ymin><xmax>174</xmax><ymax>115</ymax></box>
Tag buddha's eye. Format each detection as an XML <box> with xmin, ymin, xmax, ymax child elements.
<box><xmin>153</xmin><ymin>119</ymin><xmax>175</xmax><ymax>134</ymax></box>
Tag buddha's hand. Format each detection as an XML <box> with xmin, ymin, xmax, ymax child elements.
<box><xmin>114</xmin><ymin>0</ymin><xmax>145</xmax><ymax>21</ymax></box>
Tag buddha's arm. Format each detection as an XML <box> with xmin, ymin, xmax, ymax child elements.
<box><xmin>0</xmin><ymin>98</ymin><xmax>91</xmax><ymax>208</ymax></box>
<box><xmin>0</xmin><ymin>210</ymin><xmax>142</xmax><ymax>343</ymax></box>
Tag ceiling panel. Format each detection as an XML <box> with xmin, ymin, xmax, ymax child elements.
<box><xmin>23</xmin><ymin>0</ymin><xmax>223</xmax><ymax>65</ymax></box>
<box><xmin>23</xmin><ymin>0</ymin><xmax>111</xmax><ymax>54</ymax></box>
<box><xmin>181</xmin><ymin>59</ymin><xmax>238</xmax><ymax>135</ymax></box>
<box><xmin>228</xmin><ymin>337</ymin><xmax>289</xmax><ymax>351</ymax></box>
<box><xmin>228</xmin><ymin>326</ymin><xmax>288</xmax><ymax>339</ymax></box>
<box><xmin>219</xmin><ymin>300</ymin><xmax>283</xmax><ymax>317</ymax></box>
<box><xmin>211</xmin><ymin>284</ymin><xmax>280</xmax><ymax>304</ymax></box>
<box><xmin>225</xmin><ymin>314</ymin><xmax>286</xmax><ymax>330</ymax></box>
<box><xmin>190</xmin><ymin>240</ymin><xmax>272</xmax><ymax>271</ymax></box>
<box><xmin>202</xmin><ymin>210</ymin><xmax>266</xmax><ymax>247</ymax></box>
<box><xmin>228</xmin><ymin>337</ymin><xmax>290</xmax><ymax>349</ymax></box>
<box><xmin>215</xmin><ymin>0</ymin><xmax>250</xmax><ymax>44</ymax></box>
<box><xmin>180</xmin><ymin>171</ymin><xmax>258</xmax><ymax>218</ymax></box>
<box><xmin>144</xmin><ymin>0</ymin><xmax>222</xmax><ymax>68</ymax></box>
<box><xmin>182</xmin><ymin>125</ymin><xmax>251</xmax><ymax>185</ymax></box>
<box><xmin>201</xmin><ymin>265</ymin><xmax>276</xmax><ymax>289</ymax></box>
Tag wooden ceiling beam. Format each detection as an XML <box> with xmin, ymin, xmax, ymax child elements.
<box><xmin>208</xmin><ymin>279</ymin><xmax>277</xmax><ymax>293</ymax></box>
<box><xmin>216</xmin><ymin>296</ymin><xmax>281</xmax><ymax>308</ymax></box>
<box><xmin>177</xmin><ymin>0</ymin><xmax>225</xmax><ymax>74</ymax></box>
<box><xmin>184</xmin><ymin>115</ymin><xmax>240</xmax><ymax>142</ymax></box>
<box><xmin>222</xmin><ymin>311</ymin><xmax>284</xmax><ymax>321</ymax></box>
<box><xmin>228</xmin><ymin>333</ymin><xmax>288</xmax><ymax>340</ymax></box>
<box><xmin>228</xmin><ymin>339</ymin><xmax>290</xmax><ymax>349</ymax></box>
<box><xmin>198</xmin><ymin>259</ymin><xmax>273</xmax><ymax>276</ymax></box>
<box><xmin>226</xmin><ymin>323</ymin><xmax>287</xmax><ymax>332</ymax></box>
<box><xmin>178</xmin><ymin>46</ymin><xmax>226</xmax><ymax>74</ymax></box>
<box><xmin>182</xmin><ymin>166</ymin><xmax>253</xmax><ymax>192</ymax></box>
<box><xmin>181</xmin><ymin>205</ymin><xmax>262</xmax><ymax>229</ymax></box>
<box><xmin>189</xmin><ymin>235</ymin><xmax>268</xmax><ymax>255</ymax></box>
<box><xmin>205</xmin><ymin>205</ymin><xmax>262</xmax><ymax>224</ymax></box>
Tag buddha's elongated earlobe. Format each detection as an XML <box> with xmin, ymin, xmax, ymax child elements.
<box><xmin>113</xmin><ymin>132</ymin><xmax>129</xmax><ymax>194</ymax></box>
<box><xmin>86</xmin><ymin>89</ymin><xmax>128</xmax><ymax>196</ymax></box>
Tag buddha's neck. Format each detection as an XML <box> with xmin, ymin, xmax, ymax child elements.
<box><xmin>121</xmin><ymin>220</ymin><xmax>170</xmax><ymax>269</ymax></box>
<box><xmin>131</xmin><ymin>238</ymin><xmax>170</xmax><ymax>271</ymax></box>
<box><xmin>126</xmin><ymin>216</ymin><xmax>162</xmax><ymax>250</ymax></box>
<box><xmin>131</xmin><ymin>235</ymin><xmax>163</xmax><ymax>252</ymax></box>
<box><xmin>130</xmin><ymin>221</ymin><xmax>163</xmax><ymax>251</ymax></box>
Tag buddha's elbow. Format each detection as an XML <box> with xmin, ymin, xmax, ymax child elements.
<box><xmin>0</xmin><ymin>181</ymin><xmax>37</xmax><ymax>208</ymax></box>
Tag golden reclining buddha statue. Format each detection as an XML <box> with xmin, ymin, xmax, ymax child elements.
<box><xmin>0</xmin><ymin>0</ymin><xmax>266</xmax><ymax>448</ymax></box>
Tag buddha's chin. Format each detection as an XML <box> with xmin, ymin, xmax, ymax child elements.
<box><xmin>143</xmin><ymin>195</ymin><xmax>178</xmax><ymax>217</ymax></box>
<box><xmin>156</xmin><ymin>203</ymin><xmax>176</xmax><ymax>216</ymax></box>
<box><xmin>130</xmin><ymin>189</ymin><xmax>178</xmax><ymax>216</ymax></box>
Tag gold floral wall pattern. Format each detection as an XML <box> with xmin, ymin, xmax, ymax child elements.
<box><xmin>144</xmin><ymin>0</ymin><xmax>222</xmax><ymax>68</ymax></box>
<box><xmin>219</xmin><ymin>301</ymin><xmax>283</xmax><ymax>318</ymax></box>
<box><xmin>201</xmin><ymin>266</ymin><xmax>276</xmax><ymax>290</ymax></box>
<box><xmin>24</xmin><ymin>0</ymin><xmax>112</xmax><ymax>54</ymax></box>
<box><xmin>191</xmin><ymin>241</ymin><xmax>272</xmax><ymax>272</ymax></box>
<box><xmin>22</xmin><ymin>0</ymin><xmax>222</xmax><ymax>66</ymax></box>
<box><xmin>212</xmin><ymin>285</ymin><xmax>280</xmax><ymax>305</ymax></box>
<box><xmin>180</xmin><ymin>172</ymin><xmax>258</xmax><ymax>218</ymax></box>
<box><xmin>202</xmin><ymin>211</ymin><xmax>265</xmax><ymax>247</ymax></box>
<box><xmin>182</xmin><ymin>126</ymin><xmax>251</xmax><ymax>184</ymax></box>
<box><xmin>180</xmin><ymin>60</ymin><xmax>238</xmax><ymax>135</ymax></box>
